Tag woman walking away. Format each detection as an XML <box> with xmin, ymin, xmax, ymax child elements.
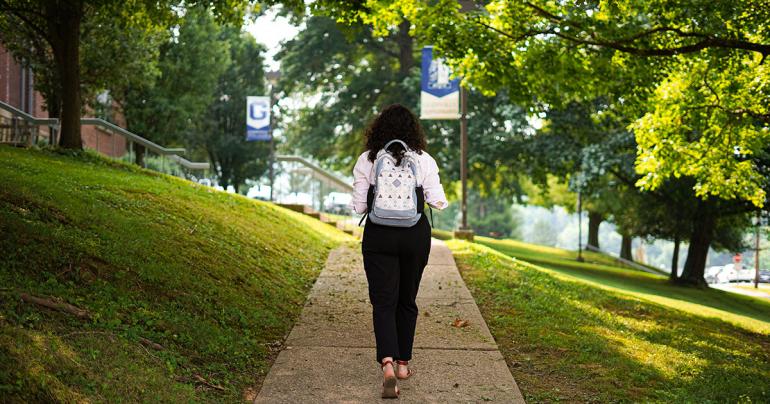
<box><xmin>349</xmin><ymin>104</ymin><xmax>448</xmax><ymax>399</ymax></box>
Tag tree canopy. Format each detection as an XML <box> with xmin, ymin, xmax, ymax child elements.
<box><xmin>310</xmin><ymin>0</ymin><xmax>770</xmax><ymax>286</ymax></box>
<box><xmin>330</xmin><ymin>0</ymin><xmax>770</xmax><ymax>209</ymax></box>
<box><xmin>0</xmin><ymin>0</ymin><xmax>300</xmax><ymax>149</ymax></box>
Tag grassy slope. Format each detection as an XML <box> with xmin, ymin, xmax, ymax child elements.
<box><xmin>477</xmin><ymin>236</ymin><xmax>667</xmax><ymax>275</ymax></box>
<box><xmin>0</xmin><ymin>147</ymin><xmax>354</xmax><ymax>403</ymax></box>
<box><xmin>448</xmin><ymin>240</ymin><xmax>770</xmax><ymax>403</ymax></box>
<box><xmin>476</xmin><ymin>236</ymin><xmax>770</xmax><ymax>332</ymax></box>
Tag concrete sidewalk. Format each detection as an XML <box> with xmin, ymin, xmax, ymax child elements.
<box><xmin>255</xmin><ymin>239</ymin><xmax>525</xmax><ymax>403</ymax></box>
<box><xmin>711</xmin><ymin>283</ymin><xmax>770</xmax><ymax>300</ymax></box>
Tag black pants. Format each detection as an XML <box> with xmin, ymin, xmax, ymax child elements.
<box><xmin>361</xmin><ymin>214</ymin><xmax>432</xmax><ymax>364</ymax></box>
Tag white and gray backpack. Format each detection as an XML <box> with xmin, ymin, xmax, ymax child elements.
<box><xmin>359</xmin><ymin>139</ymin><xmax>424</xmax><ymax>227</ymax></box>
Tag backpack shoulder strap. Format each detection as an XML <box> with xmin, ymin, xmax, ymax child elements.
<box><xmin>382</xmin><ymin>139</ymin><xmax>410</xmax><ymax>152</ymax></box>
<box><xmin>359</xmin><ymin>184</ymin><xmax>375</xmax><ymax>226</ymax></box>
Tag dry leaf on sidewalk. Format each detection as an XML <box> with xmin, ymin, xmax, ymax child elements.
<box><xmin>451</xmin><ymin>318</ymin><xmax>469</xmax><ymax>328</ymax></box>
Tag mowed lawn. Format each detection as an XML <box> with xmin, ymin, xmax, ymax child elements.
<box><xmin>448</xmin><ymin>239</ymin><xmax>770</xmax><ymax>403</ymax></box>
<box><xmin>0</xmin><ymin>147</ymin><xmax>354</xmax><ymax>402</ymax></box>
<box><xmin>477</xmin><ymin>236</ymin><xmax>770</xmax><ymax>333</ymax></box>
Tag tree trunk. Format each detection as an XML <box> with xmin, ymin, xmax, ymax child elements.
<box><xmin>47</xmin><ymin>1</ymin><xmax>83</xmax><ymax>150</ymax></box>
<box><xmin>679</xmin><ymin>204</ymin><xmax>715</xmax><ymax>287</ymax></box>
<box><xmin>620</xmin><ymin>234</ymin><xmax>633</xmax><ymax>261</ymax></box>
<box><xmin>670</xmin><ymin>236</ymin><xmax>680</xmax><ymax>281</ymax></box>
<box><xmin>397</xmin><ymin>20</ymin><xmax>413</xmax><ymax>78</ymax></box>
<box><xmin>587</xmin><ymin>211</ymin><xmax>602</xmax><ymax>249</ymax></box>
<box><xmin>44</xmin><ymin>92</ymin><xmax>62</xmax><ymax>145</ymax></box>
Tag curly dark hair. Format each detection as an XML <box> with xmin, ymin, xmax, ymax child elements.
<box><xmin>364</xmin><ymin>104</ymin><xmax>427</xmax><ymax>165</ymax></box>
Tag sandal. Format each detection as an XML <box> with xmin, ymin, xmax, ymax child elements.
<box><xmin>381</xmin><ymin>359</ymin><xmax>399</xmax><ymax>398</ymax></box>
<box><xmin>395</xmin><ymin>360</ymin><xmax>414</xmax><ymax>380</ymax></box>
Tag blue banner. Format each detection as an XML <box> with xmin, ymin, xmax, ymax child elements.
<box><xmin>420</xmin><ymin>47</ymin><xmax>460</xmax><ymax>119</ymax></box>
<box><xmin>246</xmin><ymin>96</ymin><xmax>271</xmax><ymax>141</ymax></box>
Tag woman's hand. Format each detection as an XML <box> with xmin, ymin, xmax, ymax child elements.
<box><xmin>428</xmin><ymin>200</ymin><xmax>447</xmax><ymax>210</ymax></box>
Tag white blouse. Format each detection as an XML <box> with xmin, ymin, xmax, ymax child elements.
<box><xmin>349</xmin><ymin>150</ymin><xmax>449</xmax><ymax>215</ymax></box>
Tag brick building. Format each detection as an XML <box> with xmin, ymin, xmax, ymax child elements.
<box><xmin>0</xmin><ymin>43</ymin><xmax>126</xmax><ymax>157</ymax></box>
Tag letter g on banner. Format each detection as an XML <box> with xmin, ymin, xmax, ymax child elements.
<box><xmin>246</xmin><ymin>96</ymin><xmax>271</xmax><ymax>141</ymax></box>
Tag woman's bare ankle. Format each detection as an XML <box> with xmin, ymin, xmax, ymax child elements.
<box><xmin>381</xmin><ymin>357</ymin><xmax>395</xmax><ymax>377</ymax></box>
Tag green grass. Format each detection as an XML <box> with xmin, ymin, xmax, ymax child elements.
<box><xmin>477</xmin><ymin>236</ymin><xmax>667</xmax><ymax>275</ymax></box>
<box><xmin>476</xmin><ymin>236</ymin><xmax>770</xmax><ymax>333</ymax></box>
<box><xmin>0</xmin><ymin>146</ymin><xmax>355</xmax><ymax>403</ymax></box>
<box><xmin>448</xmin><ymin>240</ymin><xmax>770</xmax><ymax>403</ymax></box>
<box><xmin>430</xmin><ymin>228</ymin><xmax>454</xmax><ymax>240</ymax></box>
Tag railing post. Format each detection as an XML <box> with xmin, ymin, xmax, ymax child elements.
<box><xmin>12</xmin><ymin>117</ymin><xmax>18</xmax><ymax>144</ymax></box>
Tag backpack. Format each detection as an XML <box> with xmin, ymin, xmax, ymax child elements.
<box><xmin>358</xmin><ymin>139</ymin><xmax>431</xmax><ymax>228</ymax></box>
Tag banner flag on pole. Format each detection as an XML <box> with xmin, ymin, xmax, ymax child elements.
<box><xmin>420</xmin><ymin>46</ymin><xmax>460</xmax><ymax>120</ymax></box>
<box><xmin>246</xmin><ymin>96</ymin><xmax>271</xmax><ymax>141</ymax></box>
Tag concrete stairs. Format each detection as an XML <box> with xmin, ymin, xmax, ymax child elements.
<box><xmin>275</xmin><ymin>203</ymin><xmax>356</xmax><ymax>236</ymax></box>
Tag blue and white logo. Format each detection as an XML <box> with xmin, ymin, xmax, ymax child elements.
<box><xmin>428</xmin><ymin>59</ymin><xmax>452</xmax><ymax>90</ymax></box>
<box><xmin>246</xmin><ymin>96</ymin><xmax>271</xmax><ymax>141</ymax></box>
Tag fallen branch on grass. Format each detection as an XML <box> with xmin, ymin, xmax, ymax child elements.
<box><xmin>138</xmin><ymin>337</ymin><xmax>164</xmax><ymax>351</ymax></box>
<box><xmin>193</xmin><ymin>374</ymin><xmax>226</xmax><ymax>391</ymax></box>
<box><xmin>20</xmin><ymin>293</ymin><xmax>91</xmax><ymax>319</ymax></box>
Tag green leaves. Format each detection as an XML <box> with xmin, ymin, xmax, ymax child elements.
<box><xmin>632</xmin><ymin>55</ymin><xmax>770</xmax><ymax>207</ymax></box>
<box><xmin>329</xmin><ymin>0</ymin><xmax>770</xmax><ymax>208</ymax></box>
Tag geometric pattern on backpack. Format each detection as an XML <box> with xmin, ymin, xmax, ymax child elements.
<box><xmin>368</xmin><ymin>139</ymin><xmax>422</xmax><ymax>227</ymax></box>
<box><xmin>375</xmin><ymin>159</ymin><xmax>416</xmax><ymax>211</ymax></box>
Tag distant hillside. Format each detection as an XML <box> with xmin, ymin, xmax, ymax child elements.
<box><xmin>0</xmin><ymin>146</ymin><xmax>354</xmax><ymax>402</ymax></box>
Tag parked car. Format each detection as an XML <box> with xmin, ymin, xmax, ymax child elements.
<box><xmin>705</xmin><ymin>266</ymin><xmax>725</xmax><ymax>284</ymax></box>
<box><xmin>734</xmin><ymin>267</ymin><xmax>756</xmax><ymax>282</ymax></box>
<box><xmin>758</xmin><ymin>270</ymin><xmax>770</xmax><ymax>283</ymax></box>
<box><xmin>720</xmin><ymin>263</ymin><xmax>756</xmax><ymax>283</ymax></box>
<box><xmin>323</xmin><ymin>192</ymin><xmax>352</xmax><ymax>215</ymax></box>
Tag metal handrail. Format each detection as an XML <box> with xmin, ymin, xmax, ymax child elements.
<box><xmin>81</xmin><ymin>118</ymin><xmax>186</xmax><ymax>156</ymax></box>
<box><xmin>585</xmin><ymin>244</ymin><xmax>662</xmax><ymax>275</ymax></box>
<box><xmin>0</xmin><ymin>100</ymin><xmax>209</xmax><ymax>170</ymax></box>
<box><xmin>0</xmin><ymin>100</ymin><xmax>58</xmax><ymax>126</ymax></box>
<box><xmin>168</xmin><ymin>154</ymin><xmax>210</xmax><ymax>171</ymax></box>
<box><xmin>275</xmin><ymin>154</ymin><xmax>352</xmax><ymax>192</ymax></box>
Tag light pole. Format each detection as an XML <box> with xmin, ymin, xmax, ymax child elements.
<box><xmin>451</xmin><ymin>0</ymin><xmax>479</xmax><ymax>241</ymax></box>
<box><xmin>575</xmin><ymin>171</ymin><xmax>585</xmax><ymax>262</ymax></box>
<box><xmin>577</xmin><ymin>188</ymin><xmax>584</xmax><ymax>262</ymax></box>
<box><xmin>754</xmin><ymin>210</ymin><xmax>762</xmax><ymax>289</ymax></box>
<box><xmin>266</xmin><ymin>71</ymin><xmax>281</xmax><ymax>202</ymax></box>
<box><xmin>460</xmin><ymin>86</ymin><xmax>469</xmax><ymax>231</ymax></box>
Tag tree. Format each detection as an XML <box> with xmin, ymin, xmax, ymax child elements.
<box><xmin>121</xmin><ymin>6</ymin><xmax>229</xmax><ymax>165</ymax></box>
<box><xmin>276</xmin><ymin>14</ymin><xmax>531</xmax><ymax>204</ymax></box>
<box><xmin>383</xmin><ymin>0</ymin><xmax>770</xmax><ymax>207</ymax></box>
<box><xmin>0</xmin><ymin>1</ymin><xmax>262</xmax><ymax>150</ymax></box>
<box><xmin>325</xmin><ymin>1</ymin><xmax>770</xmax><ymax>285</ymax></box>
<box><xmin>197</xmin><ymin>28</ymin><xmax>271</xmax><ymax>192</ymax></box>
<box><xmin>276</xmin><ymin>16</ymin><xmax>419</xmax><ymax>170</ymax></box>
<box><xmin>468</xmin><ymin>189</ymin><xmax>521</xmax><ymax>238</ymax></box>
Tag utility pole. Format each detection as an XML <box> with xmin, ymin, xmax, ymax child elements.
<box><xmin>755</xmin><ymin>210</ymin><xmax>761</xmax><ymax>289</ymax></box>
<box><xmin>266</xmin><ymin>71</ymin><xmax>281</xmax><ymax>202</ymax></box>
<box><xmin>577</xmin><ymin>188</ymin><xmax>584</xmax><ymax>262</ymax></box>
<box><xmin>450</xmin><ymin>0</ymin><xmax>478</xmax><ymax>242</ymax></box>
<box><xmin>452</xmin><ymin>86</ymin><xmax>474</xmax><ymax>241</ymax></box>
<box><xmin>269</xmin><ymin>136</ymin><xmax>275</xmax><ymax>201</ymax></box>
<box><xmin>460</xmin><ymin>86</ymin><xmax>468</xmax><ymax>230</ymax></box>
